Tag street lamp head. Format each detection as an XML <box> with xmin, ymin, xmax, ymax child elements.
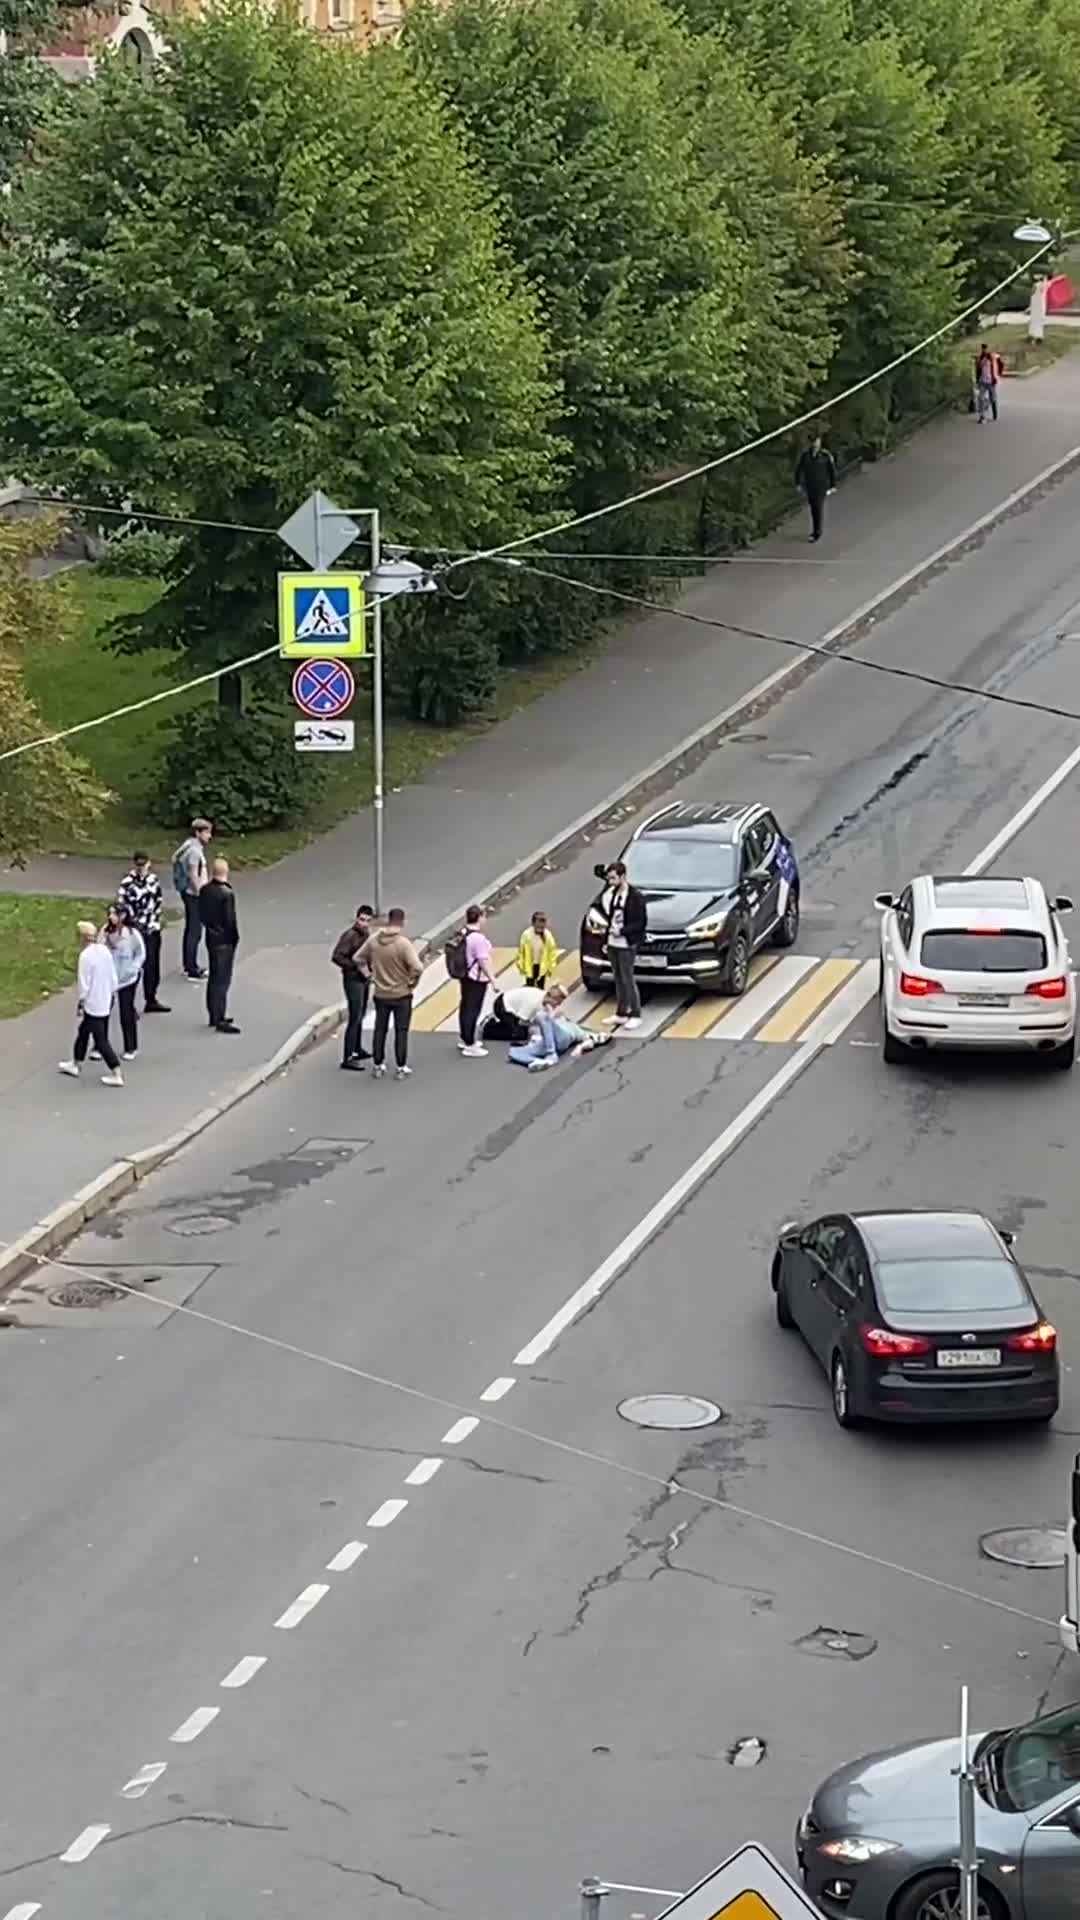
<box><xmin>1014</xmin><ymin>221</ymin><xmax>1052</xmax><ymax>243</ymax></box>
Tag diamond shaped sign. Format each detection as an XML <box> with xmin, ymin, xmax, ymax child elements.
<box><xmin>277</xmin><ymin>490</ymin><xmax>360</xmax><ymax>570</ymax></box>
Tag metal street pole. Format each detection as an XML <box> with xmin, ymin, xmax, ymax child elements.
<box><xmin>954</xmin><ymin>1686</ymin><xmax>980</xmax><ymax>1920</ymax></box>
<box><xmin>370</xmin><ymin>507</ymin><xmax>385</xmax><ymax>916</ymax></box>
<box><xmin>579</xmin><ymin>1880</ymin><xmax>607</xmax><ymax>1920</ymax></box>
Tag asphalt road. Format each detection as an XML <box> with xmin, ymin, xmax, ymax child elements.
<box><xmin>5</xmin><ymin>475</ymin><xmax>1080</xmax><ymax>1920</ymax></box>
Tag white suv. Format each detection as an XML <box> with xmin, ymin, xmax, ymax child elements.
<box><xmin>876</xmin><ymin>875</ymin><xmax>1076</xmax><ymax>1069</ymax></box>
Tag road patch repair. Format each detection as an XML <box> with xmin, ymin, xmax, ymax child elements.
<box><xmin>3</xmin><ymin>438</ymin><xmax>1080</xmax><ymax>1306</ymax></box>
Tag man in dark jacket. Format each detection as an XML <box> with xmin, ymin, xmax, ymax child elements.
<box><xmin>199</xmin><ymin>858</ymin><xmax>240</xmax><ymax>1034</ymax></box>
<box><xmin>596</xmin><ymin>859</ymin><xmax>648</xmax><ymax>1030</ymax></box>
<box><xmin>794</xmin><ymin>434</ymin><xmax>837</xmax><ymax>542</ymax></box>
<box><xmin>332</xmin><ymin>903</ymin><xmax>374</xmax><ymax>1070</ymax></box>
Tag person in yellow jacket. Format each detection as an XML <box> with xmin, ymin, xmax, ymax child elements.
<box><xmin>516</xmin><ymin>909</ymin><xmax>558</xmax><ymax>987</ymax></box>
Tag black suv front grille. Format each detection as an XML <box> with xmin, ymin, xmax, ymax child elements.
<box><xmin>644</xmin><ymin>935</ymin><xmax>689</xmax><ymax>955</ymax></box>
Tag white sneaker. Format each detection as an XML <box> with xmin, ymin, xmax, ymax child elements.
<box><xmin>372</xmin><ymin>1063</ymin><xmax>387</xmax><ymax>1077</ymax></box>
<box><xmin>123</xmin><ymin>1051</ymin><xmax>138</xmax><ymax>1061</ymax></box>
<box><xmin>101</xmin><ymin>1071</ymin><xmax>124</xmax><ymax>1087</ymax></box>
<box><xmin>621</xmin><ymin>1017</ymin><xmax>642</xmax><ymax>1031</ymax></box>
<box><xmin>395</xmin><ymin>1065</ymin><xmax>413</xmax><ymax>1079</ymax></box>
<box><xmin>602</xmin><ymin>1014</ymin><xmax>624</xmax><ymax>1027</ymax></box>
<box><xmin>528</xmin><ymin>1055</ymin><xmax>555</xmax><ymax>1071</ymax></box>
<box><xmin>58</xmin><ymin>1060</ymin><xmax>79</xmax><ymax>1078</ymax></box>
<box><xmin>461</xmin><ymin>1044</ymin><xmax>488</xmax><ymax>1058</ymax></box>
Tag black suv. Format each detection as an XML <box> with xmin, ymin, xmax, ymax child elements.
<box><xmin>579</xmin><ymin>802</ymin><xmax>800</xmax><ymax>995</ymax></box>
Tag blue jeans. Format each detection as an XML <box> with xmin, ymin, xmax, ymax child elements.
<box><xmin>509</xmin><ymin>1014</ymin><xmax>588</xmax><ymax>1065</ymax></box>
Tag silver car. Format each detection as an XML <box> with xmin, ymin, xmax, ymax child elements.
<box><xmin>796</xmin><ymin>1698</ymin><xmax>1080</xmax><ymax>1918</ymax></box>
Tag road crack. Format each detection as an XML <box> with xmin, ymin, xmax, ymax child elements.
<box><xmin>304</xmin><ymin>1853</ymin><xmax>442</xmax><ymax>1908</ymax></box>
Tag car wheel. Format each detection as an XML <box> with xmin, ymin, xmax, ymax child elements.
<box><xmin>721</xmin><ymin>928</ymin><xmax>751</xmax><ymax>996</ymax></box>
<box><xmin>1048</xmin><ymin>1033</ymin><xmax>1075</xmax><ymax>1071</ymax></box>
<box><xmin>772</xmin><ymin>889</ymin><xmax>800</xmax><ymax>948</ymax></box>
<box><xmin>830</xmin><ymin>1352</ymin><xmax>859</xmax><ymax>1429</ymax></box>
<box><xmin>882</xmin><ymin>1026</ymin><xmax>907</xmax><ymax>1064</ymax></box>
<box><xmin>773</xmin><ymin>1258</ymin><xmax>795</xmax><ymax>1329</ymax></box>
<box><xmin>893</xmin><ymin>1869</ymin><xmax>1001</xmax><ymax>1920</ymax></box>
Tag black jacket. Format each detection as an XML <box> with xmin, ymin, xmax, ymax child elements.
<box><xmin>199</xmin><ymin>879</ymin><xmax>239</xmax><ymax>948</ymax></box>
<box><xmin>794</xmin><ymin>447</ymin><xmax>836</xmax><ymax>499</ymax></box>
<box><xmin>595</xmin><ymin>882</ymin><xmax>648</xmax><ymax>948</ymax></box>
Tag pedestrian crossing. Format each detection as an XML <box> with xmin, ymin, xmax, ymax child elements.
<box><xmin>406</xmin><ymin>948</ymin><xmax>878</xmax><ymax>1047</ymax></box>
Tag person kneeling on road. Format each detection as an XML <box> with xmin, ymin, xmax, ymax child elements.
<box><xmin>482</xmin><ymin>982</ymin><xmax>545</xmax><ymax>1045</ymax></box>
<box><xmin>508</xmin><ymin>983</ymin><xmax>612</xmax><ymax>1071</ymax></box>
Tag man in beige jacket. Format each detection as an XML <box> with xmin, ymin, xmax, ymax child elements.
<box><xmin>357</xmin><ymin>907</ymin><xmax>423</xmax><ymax>1079</ymax></box>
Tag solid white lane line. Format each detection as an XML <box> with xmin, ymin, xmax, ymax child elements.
<box><xmin>405</xmin><ymin>1457</ymin><xmax>443</xmax><ymax>1486</ymax></box>
<box><xmin>60</xmin><ymin>1825</ymin><xmax>110</xmax><ymax>1863</ymax></box>
<box><xmin>800</xmin><ymin>959</ymin><xmax>879</xmax><ymax>1047</ymax></box>
<box><xmin>120</xmin><ymin>1762</ymin><xmax>167</xmax><ymax>1799</ymax></box>
<box><xmin>275</xmin><ymin>1584</ymin><xmax>329</xmax><ymax>1629</ymax></box>
<box><xmin>367</xmin><ymin>1497</ymin><xmax>408</xmax><ymax>1528</ymax></box>
<box><xmin>706</xmin><ymin>954</ymin><xmax>816</xmax><ymax>1039</ymax></box>
<box><xmin>170</xmin><ymin>1706</ymin><xmax>220</xmax><ymax>1744</ymax></box>
<box><xmin>4</xmin><ymin>1904</ymin><xmax>43</xmax><ymax>1918</ymax></box>
<box><xmin>514</xmin><ymin>1044</ymin><xmax>819</xmax><ymax>1366</ymax></box>
<box><xmin>327</xmin><ymin>1540</ymin><xmax>368</xmax><ymax>1572</ymax></box>
<box><xmin>965</xmin><ymin>737</ymin><xmax>1080</xmax><ymax>875</ymax></box>
<box><xmin>221</xmin><ymin>1655</ymin><xmax>266</xmax><ymax>1690</ymax></box>
<box><xmin>442</xmin><ymin>1416</ymin><xmax>479</xmax><ymax>1444</ymax></box>
<box><xmin>479</xmin><ymin>1377</ymin><xmax>515</xmax><ymax>1402</ymax></box>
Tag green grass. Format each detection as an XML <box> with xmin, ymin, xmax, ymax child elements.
<box><xmin>956</xmin><ymin>321</ymin><xmax>1080</xmax><ymax>378</ymax></box>
<box><xmin>0</xmin><ymin>893</ymin><xmax>112</xmax><ymax>1019</ymax></box>
<box><xmin>22</xmin><ymin>568</ymin><xmax>599</xmax><ymax>867</ymax></box>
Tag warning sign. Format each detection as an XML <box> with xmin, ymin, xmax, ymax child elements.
<box><xmin>655</xmin><ymin>1845</ymin><xmax>818</xmax><ymax>1920</ymax></box>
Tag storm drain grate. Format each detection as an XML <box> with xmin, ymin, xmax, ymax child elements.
<box><xmin>289</xmin><ymin>1138</ymin><xmax>371</xmax><ymax>1163</ymax></box>
<box><xmin>48</xmin><ymin>1279</ymin><xmax>124</xmax><ymax>1309</ymax></box>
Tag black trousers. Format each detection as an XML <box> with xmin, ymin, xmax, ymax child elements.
<box><xmin>117</xmin><ymin>983</ymin><xmax>139</xmax><ymax>1054</ymax></box>
<box><xmin>206</xmin><ymin>942</ymin><xmax>236</xmax><ymax>1027</ymax></box>
<box><xmin>342</xmin><ymin>973</ymin><xmax>370</xmax><ymax>1061</ymax></box>
<box><xmin>182</xmin><ymin>893</ymin><xmax>203</xmax><ymax>974</ymax></box>
<box><xmin>372</xmin><ymin>994</ymin><xmax>412</xmax><ymax>1068</ymax></box>
<box><xmin>481</xmin><ymin>995</ymin><xmax>530</xmax><ymax>1044</ymax></box>
<box><xmin>74</xmin><ymin>1012</ymin><xmax>119</xmax><ymax>1071</ymax></box>
<box><xmin>142</xmin><ymin>928</ymin><xmax>162</xmax><ymax>1006</ymax></box>
<box><xmin>807</xmin><ymin>490</ymin><xmax>826</xmax><ymax>540</ymax></box>
<box><xmin>458</xmin><ymin>977</ymin><xmax>487</xmax><ymax>1046</ymax></box>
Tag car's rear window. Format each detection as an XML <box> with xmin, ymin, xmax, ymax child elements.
<box><xmin>876</xmin><ymin>1257</ymin><xmax>1027</xmax><ymax>1314</ymax></box>
<box><xmin>919</xmin><ymin>929</ymin><xmax>1047</xmax><ymax>972</ymax></box>
<box><xmin>626</xmin><ymin>839</ymin><xmax>738</xmax><ymax>892</ymax></box>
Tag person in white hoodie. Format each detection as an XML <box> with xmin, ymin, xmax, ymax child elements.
<box><xmin>59</xmin><ymin>922</ymin><xmax>124</xmax><ymax>1085</ymax></box>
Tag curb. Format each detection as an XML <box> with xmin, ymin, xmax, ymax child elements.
<box><xmin>5</xmin><ymin>438</ymin><xmax>1080</xmax><ymax>1300</ymax></box>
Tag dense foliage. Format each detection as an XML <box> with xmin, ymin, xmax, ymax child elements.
<box><xmin>0</xmin><ymin>0</ymin><xmax>1075</xmax><ymax>829</ymax></box>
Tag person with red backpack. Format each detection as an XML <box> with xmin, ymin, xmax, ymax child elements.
<box><xmin>974</xmin><ymin>342</ymin><xmax>1004</xmax><ymax>422</ymax></box>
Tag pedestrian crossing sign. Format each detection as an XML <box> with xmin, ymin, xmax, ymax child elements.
<box><xmin>278</xmin><ymin>572</ymin><xmax>366</xmax><ymax>658</ymax></box>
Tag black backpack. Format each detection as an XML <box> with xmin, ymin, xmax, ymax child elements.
<box><xmin>444</xmin><ymin>927</ymin><xmax>470</xmax><ymax>980</ymax></box>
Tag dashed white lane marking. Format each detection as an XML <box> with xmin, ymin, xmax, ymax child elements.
<box><xmin>366</xmin><ymin>1497</ymin><xmax>408</xmax><ymax>1528</ymax></box>
<box><xmin>120</xmin><ymin>1762</ymin><xmax>167</xmax><ymax>1799</ymax></box>
<box><xmin>275</xmin><ymin>1584</ymin><xmax>329</xmax><ymax>1630</ymax></box>
<box><xmin>221</xmin><ymin>1655</ymin><xmax>266</xmax><ymax>1689</ymax></box>
<box><xmin>4</xmin><ymin>1903</ymin><xmax>43</xmax><ymax>1918</ymax></box>
<box><xmin>479</xmin><ymin>1377</ymin><xmax>515</xmax><ymax>1402</ymax></box>
<box><xmin>170</xmin><ymin>1705</ymin><xmax>220</xmax><ymax>1744</ymax></box>
<box><xmin>60</xmin><ymin>1825</ymin><xmax>110</xmax><ymax>1864</ymax></box>
<box><xmin>442</xmin><ymin>1416</ymin><xmax>479</xmax><ymax>1444</ymax></box>
<box><xmin>326</xmin><ymin>1540</ymin><xmax>367</xmax><ymax>1572</ymax></box>
<box><xmin>405</xmin><ymin>1457</ymin><xmax>443</xmax><ymax>1486</ymax></box>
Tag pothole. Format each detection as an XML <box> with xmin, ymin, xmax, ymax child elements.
<box><xmin>617</xmin><ymin>1394</ymin><xmax>723</xmax><ymax>1430</ymax></box>
<box><xmin>980</xmin><ymin>1526</ymin><xmax>1067</xmax><ymax>1568</ymax></box>
<box><xmin>165</xmin><ymin>1214</ymin><xmax>233</xmax><ymax>1237</ymax></box>
<box><xmin>794</xmin><ymin>1626</ymin><xmax>878</xmax><ymax>1661</ymax></box>
<box><xmin>47</xmin><ymin>1279</ymin><xmax>124</xmax><ymax>1309</ymax></box>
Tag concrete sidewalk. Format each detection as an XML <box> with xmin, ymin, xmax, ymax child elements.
<box><xmin>4</xmin><ymin>354</ymin><xmax>1080</xmax><ymax>1262</ymax></box>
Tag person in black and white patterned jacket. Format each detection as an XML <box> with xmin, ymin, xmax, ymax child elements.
<box><xmin>117</xmin><ymin>851</ymin><xmax>170</xmax><ymax>1014</ymax></box>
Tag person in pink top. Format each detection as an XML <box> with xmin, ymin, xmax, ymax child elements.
<box><xmin>459</xmin><ymin>903</ymin><xmax>497</xmax><ymax>1058</ymax></box>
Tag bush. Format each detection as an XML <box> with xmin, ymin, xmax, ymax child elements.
<box><xmin>96</xmin><ymin>525</ymin><xmax>183</xmax><ymax>578</ymax></box>
<box><xmin>391</xmin><ymin>605</ymin><xmax>500</xmax><ymax>723</ymax></box>
<box><xmin>152</xmin><ymin>706</ymin><xmax>324</xmax><ymax>833</ymax></box>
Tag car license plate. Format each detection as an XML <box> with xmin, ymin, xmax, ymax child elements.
<box><xmin>959</xmin><ymin>993</ymin><xmax>1009</xmax><ymax>1007</ymax></box>
<box><xmin>937</xmin><ymin>1348</ymin><xmax>1002</xmax><ymax>1368</ymax></box>
<box><xmin>636</xmin><ymin>955</ymin><xmax>668</xmax><ymax>969</ymax></box>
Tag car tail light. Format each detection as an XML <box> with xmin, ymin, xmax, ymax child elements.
<box><xmin>899</xmin><ymin>973</ymin><xmax>943</xmax><ymax>996</ymax></box>
<box><xmin>1006</xmin><ymin>1322</ymin><xmax>1057</xmax><ymax>1352</ymax></box>
<box><xmin>860</xmin><ymin>1325</ymin><xmax>931</xmax><ymax>1357</ymax></box>
<box><xmin>1025</xmin><ymin>977</ymin><xmax>1068</xmax><ymax>999</ymax></box>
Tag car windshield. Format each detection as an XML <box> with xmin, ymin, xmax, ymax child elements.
<box><xmin>625</xmin><ymin>839</ymin><xmax>738</xmax><ymax>893</ymax></box>
<box><xmin>999</xmin><ymin>1702</ymin><xmax>1080</xmax><ymax>1811</ymax></box>
<box><xmin>919</xmin><ymin>929</ymin><xmax>1047</xmax><ymax>972</ymax></box>
<box><xmin>875</xmin><ymin>1258</ymin><xmax>1026</xmax><ymax>1314</ymax></box>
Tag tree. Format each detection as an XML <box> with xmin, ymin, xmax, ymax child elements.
<box><xmin>0</xmin><ymin>0</ymin><xmax>95</xmax><ymax>181</ymax></box>
<box><xmin>0</xmin><ymin>516</ymin><xmax>106</xmax><ymax>862</ymax></box>
<box><xmin>0</xmin><ymin>0</ymin><xmax>565</xmax><ymax>709</ymax></box>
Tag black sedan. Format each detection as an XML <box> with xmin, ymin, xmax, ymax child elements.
<box><xmin>770</xmin><ymin>1209</ymin><xmax>1059</xmax><ymax>1427</ymax></box>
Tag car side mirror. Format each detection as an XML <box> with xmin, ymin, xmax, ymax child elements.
<box><xmin>1054</xmin><ymin>895</ymin><xmax>1075</xmax><ymax>914</ymax></box>
<box><xmin>998</xmin><ymin>1228</ymin><xmax>1015</xmax><ymax>1247</ymax></box>
<box><xmin>873</xmin><ymin>892</ymin><xmax>895</xmax><ymax>910</ymax></box>
<box><xmin>593</xmin><ymin>863</ymin><xmax>608</xmax><ymax>881</ymax></box>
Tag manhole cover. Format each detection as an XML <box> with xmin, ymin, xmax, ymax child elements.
<box><xmin>47</xmin><ymin>1280</ymin><xmax>123</xmax><ymax>1309</ymax></box>
<box><xmin>794</xmin><ymin>1626</ymin><xmax>878</xmax><ymax>1661</ymax></box>
<box><xmin>981</xmin><ymin>1526</ymin><xmax>1067</xmax><ymax>1568</ymax></box>
<box><xmin>165</xmin><ymin>1214</ymin><xmax>233</xmax><ymax>1237</ymax></box>
<box><xmin>617</xmin><ymin>1394</ymin><xmax>723</xmax><ymax>1430</ymax></box>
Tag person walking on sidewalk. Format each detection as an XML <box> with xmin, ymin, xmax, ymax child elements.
<box><xmin>359</xmin><ymin>907</ymin><xmax>422</xmax><ymax>1079</ymax></box>
<box><xmin>458</xmin><ymin>904</ymin><xmax>497</xmax><ymax>1058</ymax></box>
<box><xmin>794</xmin><ymin>434</ymin><xmax>837</xmax><ymax>542</ymax></box>
<box><xmin>105</xmin><ymin>902</ymin><xmax>146</xmax><ymax>1061</ymax></box>
<box><xmin>173</xmin><ymin>817</ymin><xmax>212</xmax><ymax>979</ymax></box>
<box><xmin>59</xmin><ymin>921</ymin><xmax>124</xmax><ymax>1086</ymax></box>
<box><xmin>516</xmin><ymin>909</ymin><xmax>558</xmax><ymax>987</ymax></box>
<box><xmin>118</xmin><ymin>850</ymin><xmax>170</xmax><ymax>1012</ymax></box>
<box><xmin>199</xmin><ymin>857</ymin><xmax>240</xmax><ymax>1034</ymax></box>
<box><xmin>595</xmin><ymin>860</ymin><xmax>647</xmax><ymax>1030</ymax></box>
<box><xmin>332</xmin><ymin>903</ymin><xmax>374</xmax><ymax>1070</ymax></box>
<box><xmin>974</xmin><ymin>342</ymin><xmax>1004</xmax><ymax>422</ymax></box>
